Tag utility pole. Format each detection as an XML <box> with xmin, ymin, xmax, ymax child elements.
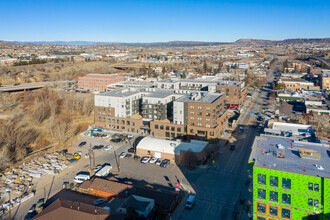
<box><xmin>89</xmin><ymin>144</ymin><xmax>92</xmax><ymax>172</ymax></box>
<box><xmin>9</xmin><ymin>191</ymin><xmax>11</xmax><ymax>220</ymax></box>
<box><xmin>118</xmin><ymin>154</ymin><xmax>120</xmax><ymax>173</ymax></box>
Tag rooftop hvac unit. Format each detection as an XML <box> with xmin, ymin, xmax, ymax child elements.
<box><xmin>277</xmin><ymin>144</ymin><xmax>285</xmax><ymax>149</ymax></box>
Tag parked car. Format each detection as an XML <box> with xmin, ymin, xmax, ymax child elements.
<box><xmin>127</xmin><ymin>148</ymin><xmax>135</xmax><ymax>153</ymax></box>
<box><xmin>73</xmin><ymin>153</ymin><xmax>81</xmax><ymax>160</ymax></box>
<box><xmin>101</xmin><ymin>134</ymin><xmax>110</xmax><ymax>139</ymax></box>
<box><xmin>185</xmin><ymin>195</ymin><xmax>196</xmax><ymax>209</ymax></box>
<box><xmin>149</xmin><ymin>157</ymin><xmax>157</xmax><ymax>164</ymax></box>
<box><xmin>127</xmin><ymin>134</ymin><xmax>134</xmax><ymax>139</ymax></box>
<box><xmin>134</xmin><ymin>155</ymin><xmax>141</xmax><ymax>160</ymax></box>
<box><xmin>68</xmin><ymin>159</ymin><xmax>78</xmax><ymax>163</ymax></box>
<box><xmin>59</xmin><ymin>149</ymin><xmax>68</xmax><ymax>155</ymax></box>
<box><xmin>74</xmin><ymin>151</ymin><xmax>82</xmax><ymax>155</ymax></box>
<box><xmin>78</xmin><ymin>141</ymin><xmax>87</xmax><ymax>147</ymax></box>
<box><xmin>160</xmin><ymin>159</ymin><xmax>170</xmax><ymax>168</ymax></box>
<box><xmin>156</xmin><ymin>158</ymin><xmax>162</xmax><ymax>165</ymax></box>
<box><xmin>24</xmin><ymin>210</ymin><xmax>38</xmax><ymax>220</ymax></box>
<box><xmin>104</xmin><ymin>145</ymin><xmax>113</xmax><ymax>151</ymax></box>
<box><xmin>111</xmin><ymin>138</ymin><xmax>122</xmax><ymax>143</ymax></box>
<box><xmin>93</xmin><ymin>199</ymin><xmax>107</xmax><ymax>206</ymax></box>
<box><xmin>125</xmin><ymin>153</ymin><xmax>132</xmax><ymax>158</ymax></box>
<box><xmin>141</xmin><ymin>157</ymin><xmax>151</xmax><ymax>163</ymax></box>
<box><xmin>119</xmin><ymin>152</ymin><xmax>127</xmax><ymax>158</ymax></box>
<box><xmin>94</xmin><ymin>165</ymin><xmax>102</xmax><ymax>172</ymax></box>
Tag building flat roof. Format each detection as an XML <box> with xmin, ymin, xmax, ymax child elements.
<box><xmin>157</xmin><ymin>78</ymin><xmax>243</xmax><ymax>86</ymax></box>
<box><xmin>137</xmin><ymin>137</ymin><xmax>208</xmax><ymax>155</ymax></box>
<box><xmin>249</xmin><ymin>135</ymin><xmax>330</xmax><ymax>178</ymax></box>
<box><xmin>96</xmin><ymin>88</ymin><xmax>141</xmax><ymax>98</ymax></box>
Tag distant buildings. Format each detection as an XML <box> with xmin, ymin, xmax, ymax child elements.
<box><xmin>249</xmin><ymin>134</ymin><xmax>330</xmax><ymax>220</ymax></box>
<box><xmin>320</xmin><ymin>70</ymin><xmax>330</xmax><ymax>90</ymax></box>
<box><xmin>155</xmin><ymin>78</ymin><xmax>247</xmax><ymax>108</ymax></box>
<box><xmin>278</xmin><ymin>78</ymin><xmax>320</xmax><ymax>91</ymax></box>
<box><xmin>77</xmin><ymin>74</ymin><xmax>125</xmax><ymax>92</ymax></box>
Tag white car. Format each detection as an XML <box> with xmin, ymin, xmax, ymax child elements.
<box><xmin>141</xmin><ymin>157</ymin><xmax>150</xmax><ymax>163</ymax></box>
<box><xmin>119</xmin><ymin>152</ymin><xmax>127</xmax><ymax>158</ymax></box>
<box><xmin>74</xmin><ymin>151</ymin><xmax>82</xmax><ymax>155</ymax></box>
<box><xmin>155</xmin><ymin>158</ymin><xmax>162</xmax><ymax>165</ymax></box>
<box><xmin>104</xmin><ymin>145</ymin><xmax>113</xmax><ymax>151</ymax></box>
<box><xmin>127</xmin><ymin>134</ymin><xmax>134</xmax><ymax>139</ymax></box>
<box><xmin>149</xmin><ymin>157</ymin><xmax>157</xmax><ymax>164</ymax></box>
<box><xmin>93</xmin><ymin>165</ymin><xmax>102</xmax><ymax>172</ymax></box>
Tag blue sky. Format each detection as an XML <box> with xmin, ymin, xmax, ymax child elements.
<box><xmin>0</xmin><ymin>0</ymin><xmax>329</xmax><ymax>42</ymax></box>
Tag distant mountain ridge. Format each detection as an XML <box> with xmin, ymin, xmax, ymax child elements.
<box><xmin>235</xmin><ymin>38</ymin><xmax>330</xmax><ymax>46</ymax></box>
<box><xmin>1</xmin><ymin>38</ymin><xmax>330</xmax><ymax>47</ymax></box>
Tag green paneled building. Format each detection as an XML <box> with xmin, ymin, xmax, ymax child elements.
<box><xmin>249</xmin><ymin>135</ymin><xmax>330</xmax><ymax>220</ymax></box>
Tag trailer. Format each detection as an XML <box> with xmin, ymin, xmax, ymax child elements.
<box><xmin>95</xmin><ymin>165</ymin><xmax>112</xmax><ymax>177</ymax></box>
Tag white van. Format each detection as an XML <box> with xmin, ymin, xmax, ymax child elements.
<box><xmin>185</xmin><ymin>195</ymin><xmax>196</xmax><ymax>209</ymax></box>
<box><xmin>73</xmin><ymin>174</ymin><xmax>90</xmax><ymax>183</ymax></box>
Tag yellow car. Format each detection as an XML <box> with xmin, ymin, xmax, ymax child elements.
<box><xmin>73</xmin><ymin>153</ymin><xmax>81</xmax><ymax>160</ymax></box>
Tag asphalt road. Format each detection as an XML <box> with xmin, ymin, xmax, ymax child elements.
<box><xmin>175</xmin><ymin>71</ymin><xmax>275</xmax><ymax>220</ymax></box>
<box><xmin>0</xmin><ymin>80</ymin><xmax>74</xmax><ymax>92</ymax></box>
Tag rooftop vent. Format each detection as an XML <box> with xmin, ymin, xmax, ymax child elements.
<box><xmin>297</xmin><ymin>148</ymin><xmax>321</xmax><ymax>160</ymax></box>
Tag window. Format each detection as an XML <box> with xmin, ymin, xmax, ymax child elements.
<box><xmin>198</xmin><ymin>106</ymin><xmax>202</xmax><ymax>110</ymax></box>
<box><xmin>206</xmin><ymin>124</ymin><xmax>210</xmax><ymax>128</ymax></box>
<box><xmin>256</xmin><ymin>217</ymin><xmax>266</xmax><ymax>220</ymax></box>
<box><xmin>258</xmin><ymin>189</ymin><xmax>266</xmax><ymax>200</ymax></box>
<box><xmin>165</xmin><ymin>132</ymin><xmax>170</xmax><ymax>137</ymax></box>
<box><xmin>190</xmin><ymin>112</ymin><xmax>195</xmax><ymax>115</ymax></box>
<box><xmin>269</xmin><ymin>205</ymin><xmax>279</xmax><ymax>217</ymax></box>
<box><xmin>282</xmin><ymin>193</ymin><xmax>291</xmax><ymax>205</ymax></box>
<box><xmin>281</xmin><ymin>208</ymin><xmax>291</xmax><ymax>219</ymax></box>
<box><xmin>165</xmin><ymin>126</ymin><xmax>170</xmax><ymax>131</ymax></box>
<box><xmin>177</xmin><ymin>127</ymin><xmax>181</xmax><ymax>132</ymax></box>
<box><xmin>198</xmin><ymin>112</ymin><xmax>202</xmax><ymax>116</ymax></box>
<box><xmin>190</xmin><ymin>106</ymin><xmax>194</xmax><ymax>109</ymax></box>
<box><xmin>282</xmin><ymin>178</ymin><xmax>291</xmax><ymax>189</ymax></box>
<box><xmin>189</xmin><ymin>129</ymin><xmax>194</xmax><ymax>133</ymax></box>
<box><xmin>258</xmin><ymin>174</ymin><xmax>266</xmax><ymax>185</ymax></box>
<box><xmin>210</xmin><ymin>132</ymin><xmax>214</xmax><ymax>136</ymax></box>
<box><xmin>270</xmin><ymin>176</ymin><xmax>278</xmax><ymax>187</ymax></box>
<box><xmin>132</xmin><ymin>122</ymin><xmax>135</xmax><ymax>126</ymax></box>
<box><xmin>171</xmin><ymin>127</ymin><xmax>175</xmax><ymax>131</ymax></box>
<box><xmin>206</xmin><ymin>107</ymin><xmax>210</xmax><ymax>111</ymax></box>
<box><xmin>314</xmin><ymin>199</ymin><xmax>319</xmax><ymax>208</ymax></box>
<box><xmin>198</xmin><ymin>118</ymin><xmax>202</xmax><ymax>121</ymax></box>
<box><xmin>257</xmin><ymin>202</ymin><xmax>266</xmax><ymax>214</ymax></box>
<box><xmin>206</xmin><ymin>113</ymin><xmax>210</xmax><ymax>116</ymax></box>
<box><xmin>190</xmin><ymin>117</ymin><xmax>194</xmax><ymax>120</ymax></box>
<box><xmin>269</xmin><ymin>191</ymin><xmax>278</xmax><ymax>202</ymax></box>
<box><xmin>197</xmin><ymin>123</ymin><xmax>202</xmax><ymax>127</ymax></box>
<box><xmin>308</xmin><ymin>183</ymin><xmax>313</xmax><ymax>191</ymax></box>
<box><xmin>308</xmin><ymin>198</ymin><xmax>313</xmax><ymax>206</ymax></box>
<box><xmin>314</xmin><ymin>183</ymin><xmax>319</xmax><ymax>192</ymax></box>
<box><xmin>155</xmin><ymin>124</ymin><xmax>159</xmax><ymax>129</ymax></box>
<box><xmin>160</xmin><ymin>125</ymin><xmax>164</xmax><ymax>130</ymax></box>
